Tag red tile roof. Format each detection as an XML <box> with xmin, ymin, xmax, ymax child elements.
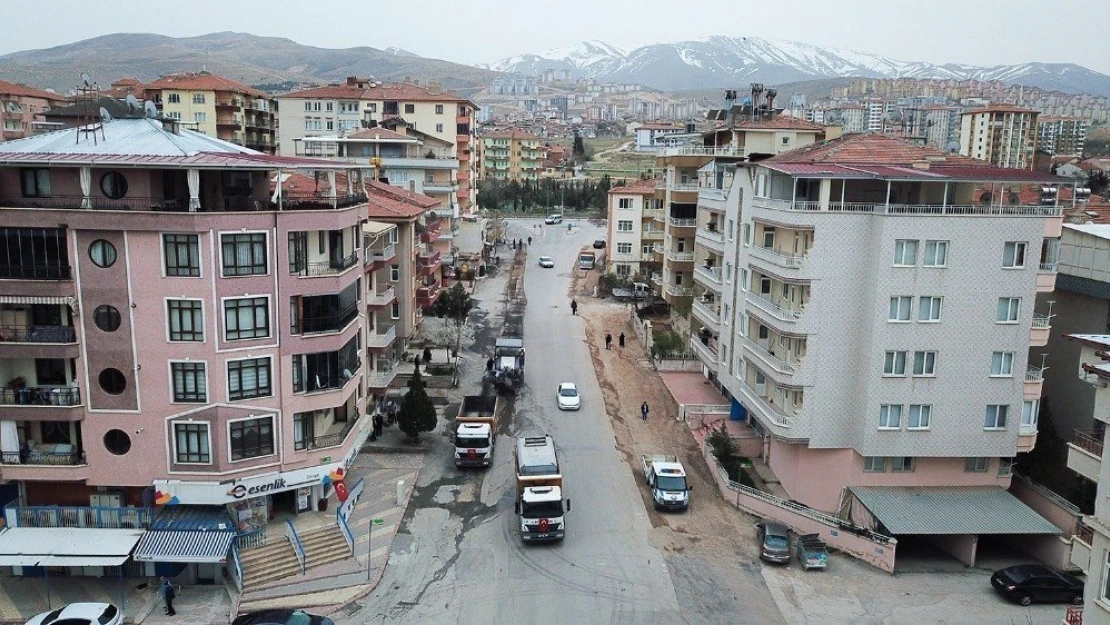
<box><xmin>771</xmin><ymin>133</ymin><xmax>973</xmax><ymax>166</ymax></box>
<box><xmin>367</xmin><ymin>193</ymin><xmax>427</xmax><ymax>219</ymax></box>
<box><xmin>963</xmin><ymin>105</ymin><xmax>1039</xmax><ymax>115</ymax></box>
<box><xmin>0</xmin><ymin>79</ymin><xmax>68</xmax><ymax>103</ymax></box>
<box><xmin>145</xmin><ymin>72</ymin><xmax>268</xmax><ymax>99</ymax></box>
<box><xmin>481</xmin><ymin>129</ymin><xmax>540</xmax><ymax>140</ymax></box>
<box><xmin>733</xmin><ymin>117</ymin><xmax>826</xmax><ymax>131</ymax></box>
<box><xmin>609</xmin><ymin>178</ymin><xmax>658</xmax><ymax>194</ymax></box>
<box><xmin>280</xmin><ymin>82</ymin><xmax>476</xmax><ymax>107</ymax></box>
<box><xmin>368</xmin><ymin>180</ymin><xmax>440</xmax><ymax>209</ymax></box>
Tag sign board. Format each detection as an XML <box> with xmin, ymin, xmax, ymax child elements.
<box><xmin>154</xmin><ymin>461</ymin><xmax>345</xmax><ymax>505</ymax></box>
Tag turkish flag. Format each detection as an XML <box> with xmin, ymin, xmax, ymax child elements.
<box><xmin>335</xmin><ymin>480</ymin><xmax>349</xmax><ymax>503</ymax></box>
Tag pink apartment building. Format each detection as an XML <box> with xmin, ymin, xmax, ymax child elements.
<box><xmin>0</xmin><ymin>79</ymin><xmax>70</xmax><ymax>140</ymax></box>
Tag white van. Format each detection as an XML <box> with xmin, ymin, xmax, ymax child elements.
<box><xmin>544</xmin><ymin>214</ymin><xmax>563</xmax><ymax>225</ymax></box>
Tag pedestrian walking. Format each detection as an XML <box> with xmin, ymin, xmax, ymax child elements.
<box><xmin>486</xmin><ymin>357</ymin><xmax>495</xmax><ymax>372</ymax></box>
<box><xmin>605</xmin><ymin>333</ymin><xmax>613</xmax><ymax>350</ymax></box>
<box><xmin>159</xmin><ymin>576</ymin><xmax>177</xmax><ymax>616</ymax></box>
<box><xmin>570</xmin><ymin>299</ymin><xmax>578</xmax><ymax>315</ymax></box>
<box><xmin>618</xmin><ymin>332</ymin><xmax>625</xmax><ymax>348</ymax></box>
<box><xmin>527</xmin><ymin>236</ymin><xmax>532</xmax><ymax>246</ymax></box>
<box><xmin>373</xmin><ymin>413</ymin><xmax>384</xmax><ymax>438</ymax></box>
<box><xmin>641</xmin><ymin>402</ymin><xmax>649</xmax><ymax>422</ymax></box>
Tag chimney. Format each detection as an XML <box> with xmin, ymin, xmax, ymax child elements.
<box><xmin>910</xmin><ymin>160</ymin><xmax>930</xmax><ymax>170</ymax></box>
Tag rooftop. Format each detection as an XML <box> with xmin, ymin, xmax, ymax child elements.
<box><xmin>1065</xmin><ymin>223</ymin><xmax>1110</xmax><ymax>239</ymax></box>
<box><xmin>280</xmin><ymin>82</ymin><xmax>476</xmax><ymax>107</ymax></box>
<box><xmin>963</xmin><ymin>104</ymin><xmax>1039</xmax><ymax>115</ymax></box>
<box><xmin>609</xmin><ymin>178</ymin><xmax>659</xmax><ymax>194</ymax></box>
<box><xmin>0</xmin><ymin>79</ymin><xmax>68</xmax><ymax>103</ymax></box>
<box><xmin>482</xmin><ymin>129</ymin><xmax>541</xmax><ymax>140</ymax></box>
<box><xmin>145</xmin><ymin>71</ymin><xmax>268</xmax><ymax>99</ymax></box>
<box><xmin>731</xmin><ymin>117</ymin><xmax>826</xmax><ymax>131</ymax></box>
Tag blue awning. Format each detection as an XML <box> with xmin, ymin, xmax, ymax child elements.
<box><xmin>133</xmin><ymin>530</ymin><xmax>235</xmax><ymax>563</ymax></box>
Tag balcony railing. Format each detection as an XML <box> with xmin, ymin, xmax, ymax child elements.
<box><xmin>366</xmin><ymin>361</ymin><xmax>399</xmax><ymax>389</ymax></box>
<box><xmin>304</xmin><ymin>360</ymin><xmax>361</xmax><ymax>394</ymax></box>
<box><xmin>1</xmin><ymin>448</ymin><xmax>85</xmax><ymax>466</ymax></box>
<box><xmin>660</xmin><ymin>146</ymin><xmax>744</xmax><ymax>157</ymax></box>
<box><xmin>746</xmin><ymin>292</ymin><xmax>803</xmax><ymax>321</ymax></box>
<box><xmin>1</xmin><ymin>194</ymin><xmax>369</xmax><ymax>212</ymax></box>
<box><xmin>281</xmin><ymin>193</ymin><xmax>368</xmax><ymax>211</ymax></box>
<box><xmin>0</xmin><ymin>325</ymin><xmax>76</xmax><ymax>343</ymax></box>
<box><xmin>4</xmin><ymin>505</ymin><xmax>152</xmax><ymax>529</ymax></box>
<box><xmin>367</xmin><ymin>324</ymin><xmax>397</xmax><ymax>349</ymax></box>
<box><xmin>303</xmin><ymin>419</ymin><xmax>358</xmax><ymax>450</ymax></box>
<box><xmin>750</xmin><ymin>196</ymin><xmax>1064</xmax><ymax>217</ymax></box>
<box><xmin>1031</xmin><ymin>314</ymin><xmax>1052</xmax><ymax>329</ymax></box>
<box><xmin>1026</xmin><ymin>367</ymin><xmax>1045</xmax><ymax>382</ymax></box>
<box><xmin>366</xmin><ymin>243</ymin><xmax>397</xmax><ymax>266</ymax></box>
<box><xmin>698</xmin><ymin>187</ymin><xmax>727</xmax><ymax>202</ymax></box>
<box><xmin>666</xmin><ymin>250</ymin><xmax>695</xmax><ymax>263</ymax></box>
<box><xmin>1073</xmin><ymin>429</ymin><xmax>1104</xmax><ymax>457</ymax></box>
<box><xmin>297</xmin><ymin>252</ymin><xmax>359</xmax><ymax>277</ymax></box>
<box><xmin>668</xmin><ymin>217</ymin><xmax>697</xmax><ymax>228</ymax></box>
<box><xmin>368</xmin><ymin>286</ymin><xmax>396</xmax><ymax>307</ymax></box>
<box><xmin>299</xmin><ymin>301</ymin><xmax>360</xmax><ymax>335</ymax></box>
<box><xmin>0</xmin><ymin>386</ymin><xmax>81</xmax><ymax>406</ymax></box>
<box><xmin>664</xmin><ymin>284</ymin><xmax>693</xmax><ymax>297</ymax></box>
<box><xmin>689</xmin><ymin>336</ymin><xmax>719</xmax><ymax>364</ymax></box>
<box><xmin>650</xmin><ymin>272</ymin><xmax>663</xmax><ymax>285</ymax></box>
<box><xmin>743</xmin><ymin>337</ymin><xmax>797</xmax><ymax>373</ymax></box>
<box><xmin>1077</xmin><ymin>521</ymin><xmax>1095</xmax><ymax>545</ymax></box>
<box><xmin>696</xmin><ymin>227</ymin><xmax>725</xmax><ymax>245</ymax></box>
<box><xmin>694</xmin><ymin>264</ymin><xmax>723</xmax><ymax>288</ymax></box>
<box><xmin>0</xmin><ymin>264</ymin><xmax>72</xmax><ymax>280</ymax></box>
<box><xmin>1039</xmin><ymin>262</ymin><xmax>1058</xmax><ymax>273</ymax></box>
<box><xmin>642</xmin><ymin>229</ymin><xmax>665</xmax><ymax>241</ymax></box>
<box><xmin>740</xmin><ymin>383</ymin><xmax>794</xmax><ymax>428</ymax></box>
<box><xmin>656</xmin><ymin>182</ymin><xmax>700</xmax><ymax>192</ymax></box>
<box><xmin>749</xmin><ymin>245</ymin><xmax>806</xmax><ymax>269</ymax></box>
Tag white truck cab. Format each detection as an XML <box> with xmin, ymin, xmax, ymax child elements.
<box><xmin>515</xmin><ymin>435</ymin><xmax>570</xmax><ymax>541</ymax></box>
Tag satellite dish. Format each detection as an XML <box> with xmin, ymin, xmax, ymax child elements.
<box><xmin>144</xmin><ymin>101</ymin><xmax>158</xmax><ymax>118</ymax></box>
<box><xmin>886</xmin><ymin>111</ymin><xmax>902</xmax><ymax>123</ymax></box>
<box><xmin>81</xmin><ymin>72</ymin><xmax>92</xmax><ymax>88</ymax></box>
<box><xmin>99</xmin><ymin>107</ymin><xmax>112</xmax><ymax>123</ymax></box>
<box><xmin>5</xmin><ymin>102</ymin><xmax>17</xmax><ymax>113</ymax></box>
<box><xmin>125</xmin><ymin>93</ymin><xmax>140</xmax><ymax>114</ymax></box>
<box><xmin>945</xmin><ymin>140</ymin><xmax>960</xmax><ymax>153</ymax></box>
<box><xmin>978</xmin><ymin>191</ymin><xmax>991</xmax><ymax>205</ymax></box>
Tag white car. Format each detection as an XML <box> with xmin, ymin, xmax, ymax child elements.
<box><xmin>26</xmin><ymin>602</ymin><xmax>122</xmax><ymax>625</ymax></box>
<box><xmin>557</xmin><ymin>382</ymin><xmax>580</xmax><ymax>410</ymax></box>
<box><xmin>538</xmin><ymin>256</ymin><xmax>555</xmax><ymax>268</ymax></box>
<box><xmin>544</xmin><ymin>214</ymin><xmax>563</xmax><ymax>224</ymax></box>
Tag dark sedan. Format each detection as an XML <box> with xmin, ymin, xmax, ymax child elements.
<box><xmin>990</xmin><ymin>564</ymin><xmax>1084</xmax><ymax>606</ymax></box>
<box><xmin>233</xmin><ymin>609</ymin><xmax>335</xmax><ymax>625</ymax></box>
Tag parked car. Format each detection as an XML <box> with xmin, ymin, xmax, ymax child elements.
<box><xmin>544</xmin><ymin>214</ymin><xmax>563</xmax><ymax>224</ymax></box>
<box><xmin>556</xmin><ymin>382</ymin><xmax>581</xmax><ymax>410</ymax></box>
<box><xmin>593</xmin><ymin>239</ymin><xmax>606</xmax><ymax>249</ymax></box>
<box><xmin>233</xmin><ymin>609</ymin><xmax>335</xmax><ymax>625</ymax></box>
<box><xmin>538</xmin><ymin>256</ymin><xmax>555</xmax><ymax>268</ymax></box>
<box><xmin>757</xmin><ymin>520</ymin><xmax>792</xmax><ymax>564</ymax></box>
<box><xmin>990</xmin><ymin>564</ymin><xmax>1084</xmax><ymax>606</ymax></box>
<box><xmin>26</xmin><ymin>603</ymin><xmax>122</xmax><ymax>625</ymax></box>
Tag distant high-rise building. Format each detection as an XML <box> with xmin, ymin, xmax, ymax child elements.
<box><xmin>960</xmin><ymin>105</ymin><xmax>1039</xmax><ymax>170</ymax></box>
<box><xmin>144</xmin><ymin>71</ymin><xmax>278</xmax><ymax>154</ymax></box>
<box><xmin>1036</xmin><ymin>116</ymin><xmax>1089</xmax><ymax>157</ymax></box>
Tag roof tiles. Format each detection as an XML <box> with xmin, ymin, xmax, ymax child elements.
<box><xmin>145</xmin><ymin>72</ymin><xmax>268</xmax><ymax>99</ymax></box>
<box><xmin>0</xmin><ymin>79</ymin><xmax>69</xmax><ymax>103</ymax></box>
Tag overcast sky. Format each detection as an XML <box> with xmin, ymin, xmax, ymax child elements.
<box><xmin>4</xmin><ymin>0</ymin><xmax>1109</xmax><ymax>74</ymax></box>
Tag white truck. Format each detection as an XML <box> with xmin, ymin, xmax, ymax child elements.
<box><xmin>642</xmin><ymin>455</ymin><xmax>692</xmax><ymax>512</ymax></box>
<box><xmin>515</xmin><ymin>435</ymin><xmax>571</xmax><ymax>542</ymax></box>
<box><xmin>454</xmin><ymin>395</ymin><xmax>500</xmax><ymax>467</ymax></box>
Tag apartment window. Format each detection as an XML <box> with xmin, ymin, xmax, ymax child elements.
<box><xmin>303</xmin><ymin>102</ymin><xmax>311</xmax><ymax>111</ymax></box>
<box><xmin>883</xmin><ymin>351</ymin><xmax>907</xmax><ymax>376</ymax></box>
<box><xmin>390</xmin><ymin>264</ymin><xmax>400</xmax><ymax>282</ymax></box>
<box><xmin>192</xmin><ymin>93</ymin><xmax>205</xmax><ymax>104</ymax></box>
<box><xmin>742</xmin><ymin>223</ymin><xmax>751</xmax><ymax>245</ymax></box>
<box><xmin>912</xmin><ymin>351</ymin><xmax>936</xmax><ymax>376</ymax></box>
<box><xmin>725</xmin><ymin>263</ymin><xmax>732</xmax><ymax>282</ymax></box>
<box><xmin>618</xmin><ymin>198</ymin><xmax>633</xmax><ymax>209</ymax></box>
<box><xmin>740</xmin><ymin>269</ymin><xmax>748</xmax><ymax>291</ymax></box>
<box><xmin>888</xmin><ymin>296</ymin><xmax>912</xmax><ymax>322</ymax></box>
<box><xmin>863</xmin><ymin>456</ymin><xmax>887</xmax><ymax>472</ymax></box>
<box><xmin>224</xmin><ymin>297</ymin><xmax>270</xmax><ymax>340</ymax></box>
<box><xmin>997</xmin><ymin>297</ymin><xmax>1020</xmax><ymax>323</ymax></box>
<box><xmin>1021</xmin><ymin>399</ymin><xmax>1039</xmax><ymax>432</ymax></box>
<box><xmin>20</xmin><ymin>168</ymin><xmax>51</xmax><ymax>197</ymax></box>
<box><xmin>174</xmin><ymin>423</ymin><xmax>210</xmax><ymax>464</ymax></box>
<box><xmin>617</xmin><ymin>243</ymin><xmax>632</xmax><ymax>254</ymax></box>
<box><xmin>221</xmin><ymin>233</ymin><xmax>268</xmax><ymax>276</ymax></box>
<box><xmin>168</xmin><ymin>93</ymin><xmax>181</xmax><ymax>104</ymax></box>
<box><xmin>227</xmin><ymin>357</ymin><xmax>272</xmax><ymax>401</ymax></box>
<box><xmin>304</xmin><ymin>119</ymin><xmax>313</xmax><ymax>131</ymax></box>
<box><xmin>991</xmin><ymin>351</ymin><xmax>1014</xmax><ymax>377</ymax></box>
<box><xmin>908</xmin><ymin>404</ymin><xmax>931</xmax><ymax>429</ymax></box>
<box><xmin>728</xmin><ymin>220</ymin><xmax>735</xmax><ymax>241</ymax></box>
<box><xmin>405</xmin><ymin>104</ymin><xmax>415</xmax><ymax>114</ymax></box>
<box><xmin>921</xmin><ymin>239</ymin><xmax>948</xmax><ymax>266</ymax></box>
<box><xmin>163</xmin><ymin>234</ymin><xmax>200</xmax><ymax>277</ymax></box>
<box><xmin>998</xmin><ymin>457</ymin><xmax>1014</xmax><ymax>477</ymax></box>
<box><xmin>391</xmin><ymin>301</ymin><xmax>400</xmax><ymax>320</ymax></box>
<box><xmin>167</xmin><ymin>300</ymin><xmax>204</xmax><ymax>341</ymax></box>
<box><xmin>642</xmin><ymin>244</ymin><xmax>653</xmax><ymax>255</ymax></box>
<box><xmin>166</xmin><ymin>111</ymin><xmax>181</xmax><ymax>120</ymax></box>
<box><xmin>985</xmin><ymin>404</ymin><xmax>1009</xmax><ymax>429</ymax></box>
<box><xmin>762</xmin><ymin>227</ymin><xmax>776</xmax><ymax>249</ymax></box>
<box><xmin>326</xmin><ymin>121</ymin><xmax>334</xmax><ymax>131</ymax></box>
<box><xmin>193</xmin><ymin>112</ymin><xmax>207</xmax><ymax>123</ymax></box>
<box><xmin>325</xmin><ymin>102</ymin><xmax>333</xmax><ymax>112</ymax></box>
<box><xmin>878</xmin><ymin>404</ymin><xmax>902</xmax><ymax>429</ymax></box>
<box><xmin>171</xmin><ymin>362</ymin><xmax>207</xmax><ymax>403</ymax></box>
<box><xmin>435</xmin><ymin>104</ymin><xmax>444</xmax><ymax>114</ymax></box>
<box><xmin>893</xmin><ymin>239</ymin><xmax>918</xmax><ymax>266</ymax></box>
<box><xmin>435</xmin><ymin>123</ymin><xmax>444</xmax><ymax>133</ymax></box>
<box><xmin>617</xmin><ymin>220</ymin><xmax>633</xmax><ymax>232</ymax></box>
<box><xmin>964</xmin><ymin>457</ymin><xmax>989</xmax><ymax>473</ymax></box>
<box><xmin>293</xmin><ymin>412</ymin><xmax>311</xmax><ymax>450</ymax></box>
<box><xmin>312</xmin><ymin>102</ymin><xmax>321</xmax><ymax>112</ymax></box>
<box><xmin>229</xmin><ymin>416</ymin><xmax>275</xmax><ymax>460</ymax></box>
<box><xmin>891</xmin><ymin>457</ymin><xmax>915</xmax><ymax>472</ymax></box>
<box><xmin>918</xmin><ymin>297</ymin><xmax>942</xmax><ymax>322</ymax></box>
<box><xmin>1003</xmin><ymin>241</ymin><xmax>1027</xmax><ymax>268</ymax></box>
<box><xmin>760</xmin><ymin>277</ymin><xmax>772</xmax><ymax>295</ymax></box>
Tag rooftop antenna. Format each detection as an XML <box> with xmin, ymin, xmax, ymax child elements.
<box><xmin>144</xmin><ymin>100</ymin><xmax>159</xmax><ymax>119</ymax></box>
<box><xmin>125</xmin><ymin>93</ymin><xmax>141</xmax><ymax>116</ymax></box>
<box><xmin>75</xmin><ymin>70</ymin><xmax>105</xmax><ymax>145</ymax></box>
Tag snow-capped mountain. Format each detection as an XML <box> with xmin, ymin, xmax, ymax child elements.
<box><xmin>487</xmin><ymin>36</ymin><xmax>1110</xmax><ymax>97</ymax></box>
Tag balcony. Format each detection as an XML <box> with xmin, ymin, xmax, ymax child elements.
<box><xmin>417</xmin><ymin>280</ymin><xmax>442</xmax><ymax>305</ymax></box>
<box><xmin>216</xmin><ymin>99</ymin><xmax>244</xmax><ymax>110</ymax></box>
<box><xmin>656</xmin><ymin>181</ymin><xmax>700</xmax><ymax>193</ymax></box>
<box><xmin>0</xmin><ymin>325</ymin><xmax>76</xmax><ymax>344</ymax></box>
<box><xmin>650</xmin><ymin>272</ymin><xmax>663</xmax><ymax>286</ymax></box>
<box><xmin>295</xmin><ymin>252</ymin><xmax>359</xmax><ymax>277</ymax></box>
<box><xmin>668</xmin><ymin>217</ymin><xmax>697</xmax><ymax>228</ymax></box>
<box><xmin>1037</xmin><ymin>262</ymin><xmax>1058</xmax><ymax>293</ymax></box>
<box><xmin>366</xmin><ymin>360</ymin><xmax>399</xmax><ymax>390</ymax></box>
<box><xmin>749</xmin><ymin>245</ymin><xmax>806</xmax><ymax>270</ymax></box>
<box><xmin>689</xmin><ymin>336</ymin><xmax>719</xmax><ymax>371</ymax></box>
<box><xmin>746</xmin><ymin>292</ymin><xmax>804</xmax><ymax>323</ymax></box>
<box><xmin>418</xmin><ymin>250</ymin><xmax>442</xmax><ymax>276</ymax></box>
<box><xmin>738</xmin><ymin>382</ymin><xmax>797</xmax><ymax>430</ymax></box>
<box><xmin>1070</xmin><ymin>521</ymin><xmax>1093</xmax><ymax>573</ymax></box>
<box><xmin>691</xmin><ymin>299</ymin><xmax>721</xmax><ymax>334</ymax></box>
<box><xmin>693</xmin><ymin>264</ymin><xmax>723</xmax><ymax>290</ymax></box>
<box><xmin>643</xmin><ymin>208</ymin><xmax>665</xmax><ymax>221</ymax></box>
<box><xmin>423</xmin><ymin>181</ymin><xmax>460</xmax><ymax>193</ymax></box>
<box><xmin>660</xmin><ymin>146</ymin><xmax>744</xmax><ymax>158</ymax></box>
<box><xmin>365</xmin><ymin>243</ymin><xmax>397</xmax><ymax>269</ymax></box>
<box><xmin>663</xmin><ymin>283</ymin><xmax>693</xmax><ymax>298</ymax></box>
<box><xmin>216</xmin><ymin>119</ymin><xmax>243</xmax><ymax>130</ymax></box>
<box><xmin>302</xmin><ymin>418</ymin><xmax>358</xmax><ymax>450</ymax></box>
<box><xmin>0</xmin><ymin>264</ymin><xmax>72</xmax><ymax>280</ymax></box>
<box><xmin>4</xmin><ymin>505</ymin><xmax>152</xmax><ymax>529</ymax></box>
<box><xmin>1031</xmin><ymin>314</ymin><xmax>1052</xmax><ymax>347</ymax></box>
<box><xmin>367</xmin><ymin>324</ymin><xmax>397</xmax><ymax>350</ymax></box>
<box><xmin>297</xmin><ymin>301</ymin><xmax>360</xmax><ymax>336</ymax></box>
<box><xmin>642</xmin><ymin>228</ymin><xmax>665</xmax><ymax>241</ymax></box>
<box><xmin>367</xmin><ymin>286</ymin><xmax>396</xmax><ymax>308</ymax></box>
<box><xmin>302</xmin><ymin>360</ymin><xmax>361</xmax><ymax>395</ymax></box>
<box><xmin>1067</xmin><ymin>428</ymin><xmax>1103</xmax><ymax>483</ymax></box>
<box><xmin>378</xmin><ymin>156</ymin><xmax>459</xmax><ymax>170</ymax></box>
<box><xmin>665</xmin><ymin>249</ymin><xmax>695</xmax><ymax>263</ymax></box>
<box><xmin>750</xmin><ymin>196</ymin><xmax>1063</xmax><ymax>218</ymax></box>
<box><xmin>742</xmin><ymin>338</ymin><xmax>798</xmax><ymax>376</ymax></box>
<box><xmin>420</xmin><ymin>222</ymin><xmax>443</xmax><ymax>244</ymax></box>
<box><xmin>0</xmin><ymin>386</ymin><xmax>81</xmax><ymax>407</ymax></box>
<box><xmin>695</xmin><ymin>226</ymin><xmax>726</xmax><ymax>252</ymax></box>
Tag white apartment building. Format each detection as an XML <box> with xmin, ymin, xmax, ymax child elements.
<box><xmin>960</xmin><ymin>105</ymin><xmax>1040</xmax><ymax>170</ymax></box>
<box><xmin>606</xmin><ymin>179</ymin><xmax>662</xmax><ymax>278</ymax></box>
<box><xmin>690</xmin><ymin>133</ymin><xmax>1071</xmax><ymax>564</ymax></box>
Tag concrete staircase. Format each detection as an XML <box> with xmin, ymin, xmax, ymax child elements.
<box><xmin>300</xmin><ymin>524</ymin><xmax>352</xmax><ymax>570</ymax></box>
<box><xmin>239</xmin><ymin>539</ymin><xmax>302</xmax><ymax>588</ymax></box>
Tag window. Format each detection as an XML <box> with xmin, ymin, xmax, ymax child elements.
<box><xmin>227</xmin><ymin>357</ymin><xmax>272</xmax><ymax>401</ymax></box>
<box><xmin>405</xmin><ymin>104</ymin><xmax>415</xmax><ymax>114</ymax></box>
<box><xmin>908</xmin><ymin>404</ymin><xmax>931</xmax><ymax>429</ymax></box>
<box><xmin>103</xmin><ymin>429</ymin><xmax>131</xmax><ymax>455</ymax></box>
<box><xmin>174</xmin><ymin>423</ymin><xmax>210</xmax><ymax>463</ymax></box>
<box><xmin>435</xmin><ymin>123</ymin><xmax>443</xmax><ymax>133</ymax></box>
<box><xmin>617</xmin><ymin>220</ymin><xmax>633</xmax><ymax>232</ymax></box>
<box><xmin>390</xmin><ymin>264</ymin><xmax>400</xmax><ymax>282</ymax></box>
<box><xmin>163</xmin><ymin>234</ymin><xmax>200</xmax><ymax>277</ymax></box>
<box><xmin>391</xmin><ymin>301</ymin><xmax>400</xmax><ymax>320</ymax></box>
<box><xmin>167</xmin><ymin>111</ymin><xmax>181</xmax><ymax>120</ymax></box>
<box><xmin>762</xmin><ymin>227</ymin><xmax>775</xmax><ymax>249</ymax></box>
<box><xmin>367</xmin><ymin>103</ymin><xmax>377</xmax><ymax>113</ymax></box>
<box><xmin>1003</xmin><ymin>241</ymin><xmax>1027</xmax><ymax>268</ymax></box>
<box><xmin>923</xmin><ymin>240</ymin><xmax>948</xmax><ymax>267</ymax></box>
<box><xmin>997</xmin><ymin>297</ymin><xmax>1020</xmax><ymax>323</ymax></box>
<box><xmin>171</xmin><ymin>362</ymin><xmax>207</xmax><ymax>403</ymax></box>
<box><xmin>294</xmin><ymin>412</ymin><xmax>312</xmax><ymax>450</ymax></box>
<box><xmin>617</xmin><ymin>243</ymin><xmax>632</xmax><ymax>254</ymax></box>
<box><xmin>888</xmin><ymin>296</ymin><xmax>912</xmax><ymax>321</ymax></box>
<box><xmin>192</xmin><ymin>93</ymin><xmax>205</xmax><ymax>105</ymax></box>
<box><xmin>435</xmin><ymin>104</ymin><xmax>444</xmax><ymax>115</ymax></box>
<box><xmin>325</xmin><ymin>102</ymin><xmax>333</xmax><ymax>112</ymax></box>
<box><xmin>990</xmin><ymin>351</ymin><xmax>1014</xmax><ymax>377</ymax></box>
<box><xmin>99</xmin><ymin>368</ymin><xmax>126</xmax><ymax>394</ymax></box>
<box><xmin>912</xmin><ymin>351</ymin><xmax>936</xmax><ymax>376</ymax></box>
<box><xmin>221</xmin><ymin>233</ymin><xmax>267</xmax><ymax>276</ymax></box>
<box><xmin>159</xmin><ymin>301</ymin><xmax>202</xmax><ymax>345</ymax></box>
<box><xmin>863</xmin><ymin>456</ymin><xmax>887</xmax><ymax>472</ymax></box>
<box><xmin>618</xmin><ymin>198</ymin><xmax>633</xmax><ymax>209</ymax></box>
<box><xmin>883</xmin><ymin>351</ymin><xmax>907</xmax><ymax>376</ymax></box>
<box><xmin>918</xmin><ymin>297</ymin><xmax>942</xmax><ymax>322</ymax></box>
<box><xmin>878</xmin><ymin>404</ymin><xmax>902</xmax><ymax>429</ymax></box>
<box><xmin>1021</xmin><ymin>399</ymin><xmax>1039</xmax><ymax>433</ymax></box>
<box><xmin>303</xmin><ymin>102</ymin><xmax>311</xmax><ymax>111</ymax></box>
<box><xmin>20</xmin><ymin>168</ymin><xmax>51</xmax><ymax>197</ymax></box>
<box><xmin>891</xmin><ymin>457</ymin><xmax>914</xmax><ymax>472</ymax></box>
<box><xmin>224</xmin><ymin>297</ymin><xmax>270</xmax><ymax>340</ymax></box>
<box><xmin>984</xmin><ymin>404</ymin><xmax>1008</xmax><ymax>429</ymax></box>
<box><xmin>229</xmin><ymin>416</ymin><xmax>275</xmax><ymax>460</ymax></box>
<box><xmin>94</xmin><ymin>305</ymin><xmax>121</xmax><ymax>332</ymax></box>
<box><xmin>742</xmin><ymin>223</ymin><xmax>751</xmax><ymax>245</ymax></box>
<box><xmin>326</xmin><ymin>120</ymin><xmax>334</xmax><ymax>131</ymax></box>
<box><xmin>89</xmin><ymin>240</ymin><xmax>117</xmax><ymax>268</ymax></box>
<box><xmin>193</xmin><ymin>112</ymin><xmax>207</xmax><ymax>123</ymax></box>
<box><xmin>964</xmin><ymin>457</ymin><xmax>989</xmax><ymax>472</ymax></box>
<box><xmin>99</xmin><ymin>172</ymin><xmax>128</xmax><ymax>200</ymax></box>
<box><xmin>893</xmin><ymin>239</ymin><xmax>918</xmax><ymax>266</ymax></box>
<box><xmin>168</xmin><ymin>93</ymin><xmax>181</xmax><ymax>104</ymax></box>
<box><xmin>998</xmin><ymin>457</ymin><xmax>1014</xmax><ymax>477</ymax></box>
